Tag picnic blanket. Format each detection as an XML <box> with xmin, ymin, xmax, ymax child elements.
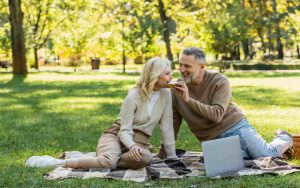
<box><xmin>44</xmin><ymin>149</ymin><xmax>300</xmax><ymax>182</ymax></box>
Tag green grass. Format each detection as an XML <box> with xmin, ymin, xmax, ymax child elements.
<box><xmin>0</xmin><ymin>71</ymin><xmax>300</xmax><ymax>187</ymax></box>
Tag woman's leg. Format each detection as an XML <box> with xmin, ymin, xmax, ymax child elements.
<box><xmin>117</xmin><ymin>130</ymin><xmax>153</xmax><ymax>169</ymax></box>
<box><xmin>66</xmin><ymin>134</ymin><xmax>122</xmax><ymax>169</ymax></box>
<box><xmin>117</xmin><ymin>149</ymin><xmax>152</xmax><ymax>169</ymax></box>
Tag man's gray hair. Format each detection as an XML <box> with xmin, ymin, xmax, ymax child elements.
<box><xmin>182</xmin><ymin>47</ymin><xmax>205</xmax><ymax>63</ymax></box>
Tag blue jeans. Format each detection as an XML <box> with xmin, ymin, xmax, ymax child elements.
<box><xmin>217</xmin><ymin>119</ymin><xmax>293</xmax><ymax>159</ymax></box>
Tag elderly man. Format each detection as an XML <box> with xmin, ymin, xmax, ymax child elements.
<box><xmin>161</xmin><ymin>47</ymin><xmax>293</xmax><ymax>159</ymax></box>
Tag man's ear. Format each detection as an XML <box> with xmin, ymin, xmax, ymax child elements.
<box><xmin>200</xmin><ymin>63</ymin><xmax>205</xmax><ymax>70</ymax></box>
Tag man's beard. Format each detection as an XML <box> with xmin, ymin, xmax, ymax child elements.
<box><xmin>181</xmin><ymin>74</ymin><xmax>195</xmax><ymax>84</ymax></box>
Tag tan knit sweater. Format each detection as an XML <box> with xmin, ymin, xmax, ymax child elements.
<box><xmin>172</xmin><ymin>71</ymin><xmax>245</xmax><ymax>142</ymax></box>
<box><xmin>116</xmin><ymin>88</ymin><xmax>176</xmax><ymax>158</ymax></box>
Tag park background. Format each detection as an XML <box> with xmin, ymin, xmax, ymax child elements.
<box><xmin>1</xmin><ymin>0</ymin><xmax>300</xmax><ymax>187</ymax></box>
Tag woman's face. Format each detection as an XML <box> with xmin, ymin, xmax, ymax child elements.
<box><xmin>154</xmin><ymin>67</ymin><xmax>173</xmax><ymax>90</ymax></box>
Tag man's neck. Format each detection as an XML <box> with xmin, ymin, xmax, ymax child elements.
<box><xmin>192</xmin><ymin>70</ymin><xmax>205</xmax><ymax>85</ymax></box>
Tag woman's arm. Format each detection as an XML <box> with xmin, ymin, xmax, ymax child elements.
<box><xmin>172</xmin><ymin>89</ymin><xmax>182</xmax><ymax>140</ymax></box>
<box><xmin>117</xmin><ymin>92</ymin><xmax>137</xmax><ymax>149</ymax></box>
<box><xmin>159</xmin><ymin>90</ymin><xmax>177</xmax><ymax>159</ymax></box>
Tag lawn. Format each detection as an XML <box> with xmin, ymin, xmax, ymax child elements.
<box><xmin>0</xmin><ymin>70</ymin><xmax>300</xmax><ymax>187</ymax></box>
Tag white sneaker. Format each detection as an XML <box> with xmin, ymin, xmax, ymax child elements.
<box><xmin>25</xmin><ymin>155</ymin><xmax>66</xmax><ymax>168</ymax></box>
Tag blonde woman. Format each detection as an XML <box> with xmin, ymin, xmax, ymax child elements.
<box><xmin>26</xmin><ymin>57</ymin><xmax>177</xmax><ymax>169</ymax></box>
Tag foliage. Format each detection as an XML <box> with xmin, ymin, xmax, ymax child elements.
<box><xmin>0</xmin><ymin>1</ymin><xmax>10</xmax><ymax>57</ymax></box>
<box><xmin>22</xmin><ymin>0</ymin><xmax>63</xmax><ymax>69</ymax></box>
<box><xmin>1</xmin><ymin>0</ymin><xmax>300</xmax><ymax>70</ymax></box>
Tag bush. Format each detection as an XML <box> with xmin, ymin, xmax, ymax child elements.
<box><xmin>232</xmin><ymin>63</ymin><xmax>300</xmax><ymax>70</ymax></box>
<box><xmin>209</xmin><ymin>61</ymin><xmax>232</xmax><ymax>73</ymax></box>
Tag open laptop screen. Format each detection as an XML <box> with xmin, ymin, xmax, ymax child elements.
<box><xmin>202</xmin><ymin>135</ymin><xmax>244</xmax><ymax>177</ymax></box>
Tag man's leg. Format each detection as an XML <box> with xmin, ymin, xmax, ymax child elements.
<box><xmin>218</xmin><ymin>119</ymin><xmax>293</xmax><ymax>159</ymax></box>
<box><xmin>269</xmin><ymin>130</ymin><xmax>293</xmax><ymax>157</ymax></box>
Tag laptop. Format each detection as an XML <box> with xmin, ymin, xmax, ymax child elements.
<box><xmin>202</xmin><ymin>135</ymin><xmax>244</xmax><ymax>177</ymax></box>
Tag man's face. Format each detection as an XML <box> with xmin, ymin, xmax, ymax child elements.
<box><xmin>178</xmin><ymin>54</ymin><xmax>204</xmax><ymax>84</ymax></box>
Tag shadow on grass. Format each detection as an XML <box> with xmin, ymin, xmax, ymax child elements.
<box><xmin>0</xmin><ymin>99</ymin><xmax>121</xmax><ymax>155</ymax></box>
<box><xmin>7</xmin><ymin>74</ymin><xmax>27</xmax><ymax>84</ymax></box>
<box><xmin>0</xmin><ymin>77</ymin><xmax>134</xmax><ymax>155</ymax></box>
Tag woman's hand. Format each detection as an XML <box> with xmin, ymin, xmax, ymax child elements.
<box><xmin>129</xmin><ymin>145</ymin><xmax>143</xmax><ymax>162</ymax></box>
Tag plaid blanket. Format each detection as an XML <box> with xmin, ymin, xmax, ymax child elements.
<box><xmin>44</xmin><ymin>149</ymin><xmax>300</xmax><ymax>182</ymax></box>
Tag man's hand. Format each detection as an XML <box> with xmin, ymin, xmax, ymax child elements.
<box><xmin>129</xmin><ymin>145</ymin><xmax>143</xmax><ymax>162</ymax></box>
<box><xmin>174</xmin><ymin>81</ymin><xmax>190</xmax><ymax>102</ymax></box>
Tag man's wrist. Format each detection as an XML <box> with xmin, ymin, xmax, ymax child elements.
<box><xmin>184</xmin><ymin>96</ymin><xmax>190</xmax><ymax>102</ymax></box>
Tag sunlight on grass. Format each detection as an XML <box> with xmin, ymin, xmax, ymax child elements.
<box><xmin>0</xmin><ymin>71</ymin><xmax>300</xmax><ymax>187</ymax></box>
<box><xmin>27</xmin><ymin>73</ymin><xmax>139</xmax><ymax>82</ymax></box>
<box><xmin>230</xmin><ymin>77</ymin><xmax>300</xmax><ymax>92</ymax></box>
<box><xmin>0</xmin><ymin>88</ymin><xmax>12</xmax><ymax>93</ymax></box>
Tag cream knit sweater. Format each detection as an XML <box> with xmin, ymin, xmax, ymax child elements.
<box><xmin>117</xmin><ymin>88</ymin><xmax>177</xmax><ymax>159</ymax></box>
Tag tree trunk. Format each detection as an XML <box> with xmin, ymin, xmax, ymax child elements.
<box><xmin>236</xmin><ymin>44</ymin><xmax>240</xmax><ymax>60</ymax></box>
<box><xmin>297</xmin><ymin>45</ymin><xmax>300</xmax><ymax>59</ymax></box>
<box><xmin>122</xmin><ymin>47</ymin><xmax>126</xmax><ymax>73</ymax></box>
<box><xmin>238</xmin><ymin>47</ymin><xmax>241</xmax><ymax>60</ymax></box>
<box><xmin>267</xmin><ymin>25</ymin><xmax>273</xmax><ymax>56</ymax></box>
<box><xmin>248</xmin><ymin>39</ymin><xmax>256</xmax><ymax>60</ymax></box>
<box><xmin>257</xmin><ymin>28</ymin><xmax>266</xmax><ymax>54</ymax></box>
<box><xmin>34</xmin><ymin>48</ymin><xmax>39</xmax><ymax>70</ymax></box>
<box><xmin>241</xmin><ymin>39</ymin><xmax>249</xmax><ymax>60</ymax></box>
<box><xmin>215</xmin><ymin>54</ymin><xmax>219</xmax><ymax>60</ymax></box>
<box><xmin>276</xmin><ymin>38</ymin><xmax>284</xmax><ymax>59</ymax></box>
<box><xmin>229</xmin><ymin>45</ymin><xmax>240</xmax><ymax>60</ymax></box>
<box><xmin>260</xmin><ymin>0</ymin><xmax>273</xmax><ymax>56</ymax></box>
<box><xmin>229</xmin><ymin>51</ymin><xmax>234</xmax><ymax>60</ymax></box>
<box><xmin>272</xmin><ymin>0</ymin><xmax>284</xmax><ymax>59</ymax></box>
<box><xmin>255</xmin><ymin>0</ymin><xmax>267</xmax><ymax>54</ymax></box>
<box><xmin>121</xmin><ymin>16</ymin><xmax>126</xmax><ymax>73</ymax></box>
<box><xmin>8</xmin><ymin>0</ymin><xmax>27</xmax><ymax>75</ymax></box>
<box><xmin>157</xmin><ymin>0</ymin><xmax>174</xmax><ymax>69</ymax></box>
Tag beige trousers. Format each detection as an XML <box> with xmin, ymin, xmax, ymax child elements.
<box><xmin>66</xmin><ymin>129</ymin><xmax>152</xmax><ymax>169</ymax></box>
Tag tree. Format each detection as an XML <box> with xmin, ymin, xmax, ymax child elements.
<box><xmin>271</xmin><ymin>0</ymin><xmax>284</xmax><ymax>59</ymax></box>
<box><xmin>52</xmin><ymin>0</ymin><xmax>103</xmax><ymax>71</ymax></box>
<box><xmin>8</xmin><ymin>0</ymin><xmax>27</xmax><ymax>75</ymax></box>
<box><xmin>202</xmin><ymin>0</ymin><xmax>259</xmax><ymax>60</ymax></box>
<box><xmin>157</xmin><ymin>0</ymin><xmax>175</xmax><ymax>68</ymax></box>
<box><xmin>0</xmin><ymin>1</ymin><xmax>11</xmax><ymax>58</ymax></box>
<box><xmin>23</xmin><ymin>0</ymin><xmax>62</xmax><ymax>70</ymax></box>
<box><xmin>122</xmin><ymin>0</ymin><xmax>162</xmax><ymax>64</ymax></box>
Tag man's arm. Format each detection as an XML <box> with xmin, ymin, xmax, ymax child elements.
<box><xmin>175</xmin><ymin>77</ymin><xmax>231</xmax><ymax>123</ymax></box>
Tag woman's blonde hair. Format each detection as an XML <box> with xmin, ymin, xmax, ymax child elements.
<box><xmin>136</xmin><ymin>57</ymin><xmax>171</xmax><ymax>101</ymax></box>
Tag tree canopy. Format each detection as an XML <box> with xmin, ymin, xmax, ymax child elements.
<box><xmin>1</xmin><ymin>0</ymin><xmax>300</xmax><ymax>72</ymax></box>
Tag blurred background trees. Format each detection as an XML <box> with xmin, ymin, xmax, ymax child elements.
<box><xmin>1</xmin><ymin>0</ymin><xmax>299</xmax><ymax>74</ymax></box>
